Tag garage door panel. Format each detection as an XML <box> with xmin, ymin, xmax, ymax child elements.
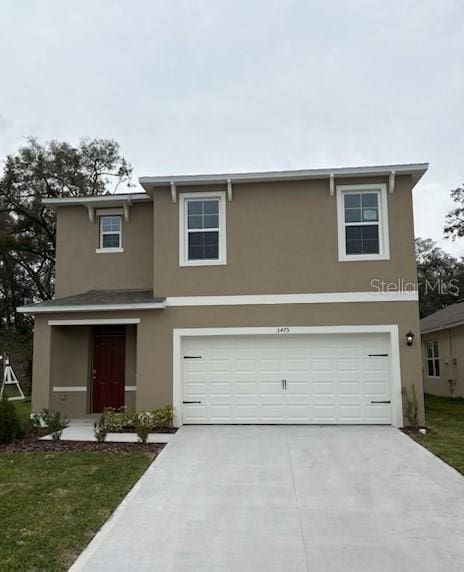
<box><xmin>287</xmin><ymin>405</ymin><xmax>310</xmax><ymax>420</ymax></box>
<box><xmin>337</xmin><ymin>358</ymin><xmax>361</xmax><ymax>371</ymax></box>
<box><xmin>209</xmin><ymin>381</ymin><xmax>232</xmax><ymax>395</ymax></box>
<box><xmin>312</xmin><ymin>381</ymin><xmax>336</xmax><ymax>396</ymax></box>
<box><xmin>365</xmin><ymin>381</ymin><xmax>388</xmax><ymax>395</ymax></box>
<box><xmin>338</xmin><ymin>405</ymin><xmax>363</xmax><ymax>421</ymax></box>
<box><xmin>312</xmin><ymin>405</ymin><xmax>337</xmax><ymax>422</ymax></box>
<box><xmin>338</xmin><ymin>381</ymin><xmax>362</xmax><ymax>395</ymax></box>
<box><xmin>365</xmin><ymin>404</ymin><xmax>390</xmax><ymax>422</ymax></box>
<box><xmin>185</xmin><ymin>382</ymin><xmax>207</xmax><ymax>395</ymax></box>
<box><xmin>182</xmin><ymin>333</ymin><xmax>392</xmax><ymax>425</ymax></box>
<box><xmin>234</xmin><ymin>381</ymin><xmax>258</xmax><ymax>394</ymax></box>
<box><xmin>364</xmin><ymin>358</ymin><xmax>387</xmax><ymax>371</ymax></box>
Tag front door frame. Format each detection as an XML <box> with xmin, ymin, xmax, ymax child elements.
<box><xmin>173</xmin><ymin>325</ymin><xmax>403</xmax><ymax>428</ymax></box>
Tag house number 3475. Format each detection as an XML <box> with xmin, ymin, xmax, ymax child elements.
<box><xmin>276</xmin><ymin>327</ymin><xmax>290</xmax><ymax>334</ymax></box>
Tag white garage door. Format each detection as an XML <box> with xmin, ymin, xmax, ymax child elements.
<box><xmin>182</xmin><ymin>333</ymin><xmax>391</xmax><ymax>424</ymax></box>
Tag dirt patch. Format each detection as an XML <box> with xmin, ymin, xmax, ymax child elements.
<box><xmin>0</xmin><ymin>437</ymin><xmax>165</xmax><ymax>454</ymax></box>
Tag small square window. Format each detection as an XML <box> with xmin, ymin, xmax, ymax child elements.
<box><xmin>99</xmin><ymin>215</ymin><xmax>122</xmax><ymax>250</ymax></box>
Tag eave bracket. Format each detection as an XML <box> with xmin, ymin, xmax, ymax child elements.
<box><xmin>227</xmin><ymin>179</ymin><xmax>233</xmax><ymax>201</ymax></box>
<box><xmin>170</xmin><ymin>181</ymin><xmax>177</xmax><ymax>203</ymax></box>
<box><xmin>123</xmin><ymin>203</ymin><xmax>130</xmax><ymax>222</ymax></box>
<box><xmin>329</xmin><ymin>173</ymin><xmax>335</xmax><ymax>197</ymax></box>
<box><xmin>389</xmin><ymin>171</ymin><xmax>396</xmax><ymax>193</ymax></box>
<box><xmin>87</xmin><ymin>206</ymin><xmax>95</xmax><ymax>223</ymax></box>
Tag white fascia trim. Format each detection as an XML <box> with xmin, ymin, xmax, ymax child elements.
<box><xmin>42</xmin><ymin>193</ymin><xmax>151</xmax><ymax>207</ymax></box>
<box><xmin>172</xmin><ymin>324</ymin><xmax>404</xmax><ymax>428</ymax></box>
<box><xmin>53</xmin><ymin>386</ymin><xmax>87</xmax><ymax>392</ymax></box>
<box><xmin>18</xmin><ymin>303</ymin><xmax>165</xmax><ymax>315</ymax></box>
<box><xmin>336</xmin><ymin>183</ymin><xmax>390</xmax><ymax>262</ymax></box>
<box><xmin>48</xmin><ymin>318</ymin><xmax>141</xmax><ymax>326</ymax></box>
<box><xmin>166</xmin><ymin>291</ymin><xmax>418</xmax><ymax>307</ymax></box>
<box><xmin>140</xmin><ymin>162</ymin><xmax>429</xmax><ymax>188</ymax></box>
<box><xmin>179</xmin><ymin>190</ymin><xmax>227</xmax><ymax>267</ymax></box>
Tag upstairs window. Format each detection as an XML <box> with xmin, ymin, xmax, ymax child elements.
<box><xmin>426</xmin><ymin>341</ymin><xmax>440</xmax><ymax>378</ymax></box>
<box><xmin>99</xmin><ymin>215</ymin><xmax>122</xmax><ymax>251</ymax></box>
<box><xmin>179</xmin><ymin>192</ymin><xmax>226</xmax><ymax>266</ymax></box>
<box><xmin>336</xmin><ymin>184</ymin><xmax>390</xmax><ymax>261</ymax></box>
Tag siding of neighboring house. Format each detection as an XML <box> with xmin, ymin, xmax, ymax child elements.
<box><xmin>422</xmin><ymin>327</ymin><xmax>464</xmax><ymax>398</ymax></box>
<box><xmin>54</xmin><ymin>202</ymin><xmax>153</xmax><ymax>297</ymax></box>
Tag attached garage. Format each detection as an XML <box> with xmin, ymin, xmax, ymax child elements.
<box><xmin>174</xmin><ymin>326</ymin><xmax>403</xmax><ymax>427</ymax></box>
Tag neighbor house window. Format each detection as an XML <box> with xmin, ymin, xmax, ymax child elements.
<box><xmin>179</xmin><ymin>192</ymin><xmax>226</xmax><ymax>266</ymax></box>
<box><xmin>426</xmin><ymin>341</ymin><xmax>440</xmax><ymax>377</ymax></box>
<box><xmin>336</xmin><ymin>184</ymin><xmax>389</xmax><ymax>261</ymax></box>
<box><xmin>99</xmin><ymin>215</ymin><xmax>122</xmax><ymax>251</ymax></box>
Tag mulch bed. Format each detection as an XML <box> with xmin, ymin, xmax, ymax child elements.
<box><xmin>110</xmin><ymin>427</ymin><xmax>177</xmax><ymax>434</ymax></box>
<box><xmin>0</xmin><ymin>437</ymin><xmax>165</xmax><ymax>454</ymax></box>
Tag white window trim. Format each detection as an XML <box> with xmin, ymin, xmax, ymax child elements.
<box><xmin>426</xmin><ymin>341</ymin><xmax>440</xmax><ymax>378</ymax></box>
<box><xmin>336</xmin><ymin>183</ymin><xmax>390</xmax><ymax>262</ymax></box>
<box><xmin>96</xmin><ymin>247</ymin><xmax>124</xmax><ymax>254</ymax></box>
<box><xmin>98</xmin><ymin>215</ymin><xmax>123</xmax><ymax>253</ymax></box>
<box><xmin>179</xmin><ymin>191</ymin><xmax>227</xmax><ymax>267</ymax></box>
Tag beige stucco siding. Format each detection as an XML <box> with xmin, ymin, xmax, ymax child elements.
<box><xmin>55</xmin><ymin>202</ymin><xmax>153</xmax><ymax>297</ymax></box>
<box><xmin>153</xmin><ymin>175</ymin><xmax>417</xmax><ymax>297</ymax></box>
<box><xmin>422</xmin><ymin>328</ymin><xmax>464</xmax><ymax>398</ymax></box>
<box><xmin>50</xmin><ymin>326</ymin><xmax>90</xmax><ymax>415</ymax></box>
<box><xmin>31</xmin><ymin>300</ymin><xmax>424</xmax><ymax>424</ymax></box>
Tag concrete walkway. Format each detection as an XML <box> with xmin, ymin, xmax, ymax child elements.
<box><xmin>70</xmin><ymin>426</ymin><xmax>464</xmax><ymax>572</ymax></box>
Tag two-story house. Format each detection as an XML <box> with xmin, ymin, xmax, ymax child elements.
<box><xmin>19</xmin><ymin>163</ymin><xmax>428</xmax><ymax>427</ymax></box>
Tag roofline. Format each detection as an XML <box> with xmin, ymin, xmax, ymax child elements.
<box><xmin>421</xmin><ymin>320</ymin><xmax>464</xmax><ymax>335</ymax></box>
<box><xmin>42</xmin><ymin>193</ymin><xmax>151</xmax><ymax>208</ymax></box>
<box><xmin>17</xmin><ymin>301</ymin><xmax>166</xmax><ymax>314</ymax></box>
<box><xmin>139</xmin><ymin>163</ymin><xmax>429</xmax><ymax>190</ymax></box>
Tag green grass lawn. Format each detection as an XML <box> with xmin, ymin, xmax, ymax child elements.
<box><xmin>0</xmin><ymin>451</ymin><xmax>154</xmax><ymax>571</ymax></box>
<box><xmin>414</xmin><ymin>394</ymin><xmax>464</xmax><ymax>474</ymax></box>
<box><xmin>3</xmin><ymin>386</ymin><xmax>31</xmax><ymax>420</ymax></box>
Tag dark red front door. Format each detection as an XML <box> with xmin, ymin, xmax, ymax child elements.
<box><xmin>92</xmin><ymin>332</ymin><xmax>125</xmax><ymax>413</ymax></box>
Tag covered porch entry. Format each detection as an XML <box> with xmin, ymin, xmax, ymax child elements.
<box><xmin>49</xmin><ymin>319</ymin><xmax>138</xmax><ymax>417</ymax></box>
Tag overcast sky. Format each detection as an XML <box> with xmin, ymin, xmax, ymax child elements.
<box><xmin>0</xmin><ymin>1</ymin><xmax>463</xmax><ymax>254</ymax></box>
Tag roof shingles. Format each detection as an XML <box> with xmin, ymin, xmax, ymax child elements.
<box><xmin>19</xmin><ymin>289</ymin><xmax>165</xmax><ymax>312</ymax></box>
<box><xmin>420</xmin><ymin>301</ymin><xmax>464</xmax><ymax>333</ymax></box>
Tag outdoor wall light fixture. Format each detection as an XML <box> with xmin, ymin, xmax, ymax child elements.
<box><xmin>406</xmin><ymin>331</ymin><xmax>415</xmax><ymax>346</ymax></box>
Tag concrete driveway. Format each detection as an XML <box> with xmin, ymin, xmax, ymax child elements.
<box><xmin>71</xmin><ymin>426</ymin><xmax>464</xmax><ymax>572</ymax></box>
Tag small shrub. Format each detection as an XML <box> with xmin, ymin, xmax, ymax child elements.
<box><xmin>40</xmin><ymin>409</ymin><xmax>69</xmax><ymax>440</ymax></box>
<box><xmin>100</xmin><ymin>405</ymin><xmax>173</xmax><ymax>433</ymax></box>
<box><xmin>0</xmin><ymin>398</ymin><xmax>23</xmax><ymax>443</ymax></box>
<box><xmin>135</xmin><ymin>413</ymin><xmax>152</xmax><ymax>444</ymax></box>
<box><xmin>21</xmin><ymin>416</ymin><xmax>36</xmax><ymax>438</ymax></box>
<box><xmin>94</xmin><ymin>419</ymin><xmax>107</xmax><ymax>443</ymax></box>
<box><xmin>151</xmin><ymin>405</ymin><xmax>173</xmax><ymax>430</ymax></box>
<box><xmin>100</xmin><ymin>407</ymin><xmax>135</xmax><ymax>432</ymax></box>
<box><xmin>402</xmin><ymin>386</ymin><xmax>419</xmax><ymax>429</ymax></box>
